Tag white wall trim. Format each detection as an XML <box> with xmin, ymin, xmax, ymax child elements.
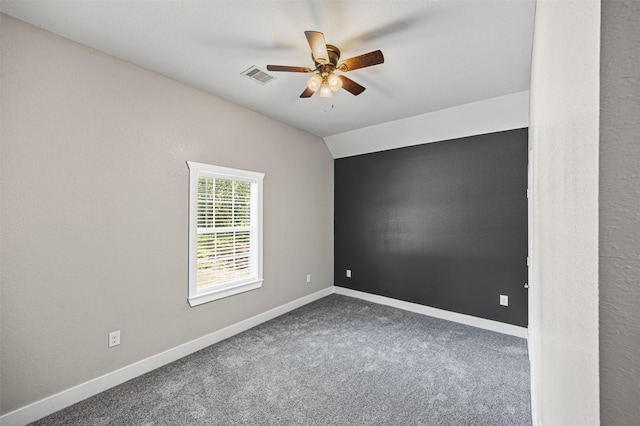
<box><xmin>530</xmin><ymin>345</ymin><xmax>540</xmax><ymax>426</ymax></box>
<box><xmin>186</xmin><ymin>161</ymin><xmax>265</xmax><ymax>307</ymax></box>
<box><xmin>334</xmin><ymin>286</ymin><xmax>528</xmax><ymax>339</ymax></box>
<box><xmin>0</xmin><ymin>287</ymin><xmax>333</xmax><ymax>426</ymax></box>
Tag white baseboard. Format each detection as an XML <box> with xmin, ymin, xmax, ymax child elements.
<box><xmin>334</xmin><ymin>286</ymin><xmax>528</xmax><ymax>339</ymax></box>
<box><xmin>530</xmin><ymin>364</ymin><xmax>540</xmax><ymax>426</ymax></box>
<box><xmin>0</xmin><ymin>287</ymin><xmax>333</xmax><ymax>426</ymax></box>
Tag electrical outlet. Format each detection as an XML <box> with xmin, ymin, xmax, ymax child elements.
<box><xmin>500</xmin><ymin>295</ymin><xmax>509</xmax><ymax>306</ymax></box>
<box><xmin>346</xmin><ymin>269</ymin><xmax>351</xmax><ymax>278</ymax></box>
<box><xmin>108</xmin><ymin>331</ymin><xmax>120</xmax><ymax>348</ymax></box>
<box><xmin>306</xmin><ymin>274</ymin><xmax>311</xmax><ymax>283</ymax></box>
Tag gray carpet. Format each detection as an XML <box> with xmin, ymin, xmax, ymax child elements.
<box><xmin>31</xmin><ymin>294</ymin><xmax>531</xmax><ymax>425</ymax></box>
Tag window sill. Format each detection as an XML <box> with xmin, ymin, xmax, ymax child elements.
<box><xmin>188</xmin><ymin>279</ymin><xmax>263</xmax><ymax>307</ymax></box>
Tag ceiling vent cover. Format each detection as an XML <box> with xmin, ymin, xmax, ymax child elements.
<box><xmin>241</xmin><ymin>66</ymin><xmax>276</xmax><ymax>84</ymax></box>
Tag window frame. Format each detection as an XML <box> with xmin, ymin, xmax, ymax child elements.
<box><xmin>187</xmin><ymin>161</ymin><xmax>264</xmax><ymax>307</ymax></box>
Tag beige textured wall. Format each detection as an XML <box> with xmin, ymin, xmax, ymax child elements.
<box><xmin>0</xmin><ymin>14</ymin><xmax>333</xmax><ymax>415</ymax></box>
<box><xmin>529</xmin><ymin>1</ymin><xmax>600</xmax><ymax>425</ymax></box>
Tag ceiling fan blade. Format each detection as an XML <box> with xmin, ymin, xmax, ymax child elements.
<box><xmin>337</xmin><ymin>50</ymin><xmax>384</xmax><ymax>72</ymax></box>
<box><xmin>341</xmin><ymin>14</ymin><xmax>428</xmax><ymax>50</ymax></box>
<box><xmin>304</xmin><ymin>31</ymin><xmax>329</xmax><ymax>65</ymax></box>
<box><xmin>266</xmin><ymin>65</ymin><xmax>313</xmax><ymax>73</ymax></box>
<box><xmin>300</xmin><ymin>87</ymin><xmax>315</xmax><ymax>98</ymax></box>
<box><xmin>338</xmin><ymin>76</ymin><xmax>366</xmax><ymax>96</ymax></box>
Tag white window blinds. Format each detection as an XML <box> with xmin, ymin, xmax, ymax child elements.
<box><xmin>196</xmin><ymin>177</ymin><xmax>255</xmax><ymax>288</ymax></box>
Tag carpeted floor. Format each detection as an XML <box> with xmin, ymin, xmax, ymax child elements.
<box><xmin>31</xmin><ymin>294</ymin><xmax>531</xmax><ymax>425</ymax></box>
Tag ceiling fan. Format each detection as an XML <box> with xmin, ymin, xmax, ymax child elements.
<box><xmin>266</xmin><ymin>31</ymin><xmax>384</xmax><ymax>98</ymax></box>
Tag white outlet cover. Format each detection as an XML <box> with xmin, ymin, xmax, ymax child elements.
<box><xmin>500</xmin><ymin>295</ymin><xmax>509</xmax><ymax>306</ymax></box>
<box><xmin>109</xmin><ymin>331</ymin><xmax>121</xmax><ymax>347</ymax></box>
<box><xmin>306</xmin><ymin>274</ymin><xmax>311</xmax><ymax>283</ymax></box>
<box><xmin>346</xmin><ymin>269</ymin><xmax>352</xmax><ymax>278</ymax></box>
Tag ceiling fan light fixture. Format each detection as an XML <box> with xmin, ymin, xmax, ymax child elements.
<box><xmin>306</xmin><ymin>73</ymin><xmax>323</xmax><ymax>91</ymax></box>
<box><xmin>267</xmin><ymin>31</ymin><xmax>384</xmax><ymax>99</ymax></box>
<box><xmin>319</xmin><ymin>83</ymin><xmax>333</xmax><ymax>98</ymax></box>
<box><xmin>327</xmin><ymin>73</ymin><xmax>343</xmax><ymax>91</ymax></box>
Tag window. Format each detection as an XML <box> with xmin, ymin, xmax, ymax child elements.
<box><xmin>187</xmin><ymin>161</ymin><xmax>264</xmax><ymax>306</ymax></box>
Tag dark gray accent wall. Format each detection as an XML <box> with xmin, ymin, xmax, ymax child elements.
<box><xmin>335</xmin><ymin>129</ymin><xmax>528</xmax><ymax>327</ymax></box>
<box><xmin>599</xmin><ymin>0</ymin><xmax>640</xmax><ymax>423</ymax></box>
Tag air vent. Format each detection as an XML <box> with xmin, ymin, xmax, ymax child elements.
<box><xmin>241</xmin><ymin>66</ymin><xmax>276</xmax><ymax>84</ymax></box>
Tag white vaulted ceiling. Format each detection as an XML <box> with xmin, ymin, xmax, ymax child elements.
<box><xmin>1</xmin><ymin>0</ymin><xmax>535</xmax><ymax>147</ymax></box>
